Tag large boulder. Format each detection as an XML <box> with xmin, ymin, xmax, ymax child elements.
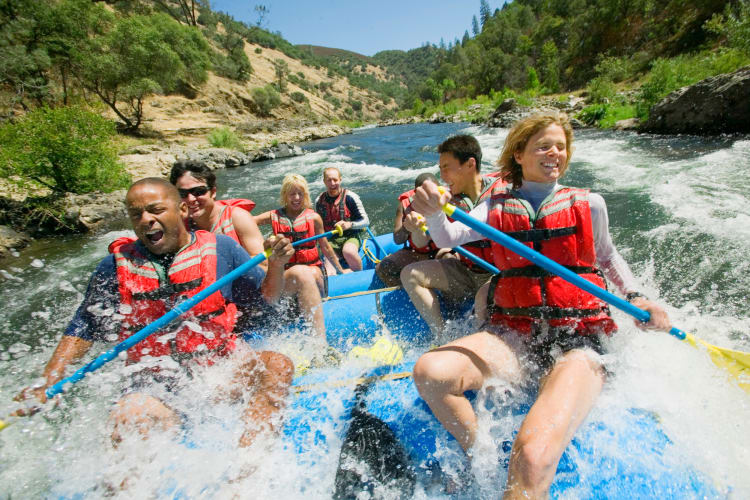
<box><xmin>251</xmin><ymin>143</ymin><xmax>304</xmax><ymax>162</ymax></box>
<box><xmin>0</xmin><ymin>225</ymin><xmax>30</xmax><ymax>258</ymax></box>
<box><xmin>642</xmin><ymin>66</ymin><xmax>750</xmax><ymax>135</ymax></box>
<box><xmin>62</xmin><ymin>190</ymin><xmax>128</xmax><ymax>232</ymax></box>
<box><xmin>181</xmin><ymin>148</ymin><xmax>251</xmax><ymax>170</ymax></box>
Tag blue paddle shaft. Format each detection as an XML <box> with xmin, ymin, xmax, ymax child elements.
<box><xmin>365</xmin><ymin>227</ymin><xmax>386</xmax><ymax>258</ymax></box>
<box><xmin>45</xmin><ymin>230</ymin><xmax>338</xmax><ymax>398</ymax></box>
<box><xmin>451</xmin><ymin>245</ymin><xmax>500</xmax><ymax>274</ymax></box>
<box><xmin>446</xmin><ymin>207</ymin><xmax>686</xmax><ymax>341</ymax></box>
<box><xmin>421</xmin><ymin>225</ymin><xmax>500</xmax><ymax>275</ymax></box>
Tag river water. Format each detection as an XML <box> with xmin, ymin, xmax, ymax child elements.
<box><xmin>0</xmin><ymin>122</ymin><xmax>749</xmax><ymax>497</ymax></box>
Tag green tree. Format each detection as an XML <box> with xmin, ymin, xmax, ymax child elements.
<box><xmin>272</xmin><ymin>58</ymin><xmax>289</xmax><ymax>92</ymax></box>
<box><xmin>71</xmin><ymin>13</ymin><xmax>211</xmax><ymax>132</ymax></box>
<box><xmin>0</xmin><ymin>0</ymin><xmax>107</xmax><ymax>110</ymax></box>
<box><xmin>539</xmin><ymin>40</ymin><xmax>560</xmax><ymax>91</ymax></box>
<box><xmin>480</xmin><ymin>0</ymin><xmax>491</xmax><ymax>27</ymax></box>
<box><xmin>0</xmin><ymin>107</ymin><xmax>130</xmax><ymax>194</ymax></box>
<box><xmin>707</xmin><ymin>1</ymin><xmax>750</xmax><ymax>54</ymax></box>
<box><xmin>472</xmin><ymin>15</ymin><xmax>480</xmax><ymax>36</ymax></box>
<box><xmin>527</xmin><ymin>66</ymin><xmax>540</xmax><ymax>91</ymax></box>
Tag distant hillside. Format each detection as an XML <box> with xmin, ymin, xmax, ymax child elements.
<box><xmin>409</xmin><ymin>0</ymin><xmax>736</xmax><ymax>101</ymax></box>
<box><xmin>372</xmin><ymin>46</ymin><xmax>443</xmax><ymax>90</ymax></box>
<box><xmin>297</xmin><ymin>45</ymin><xmax>371</xmax><ymax>63</ymax></box>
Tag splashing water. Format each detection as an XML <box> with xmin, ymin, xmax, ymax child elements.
<box><xmin>1</xmin><ymin>123</ymin><xmax>748</xmax><ymax>497</ymax></box>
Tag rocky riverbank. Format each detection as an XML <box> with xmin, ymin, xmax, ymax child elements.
<box><xmin>0</xmin><ymin>121</ymin><xmax>352</xmax><ymax>259</ymax></box>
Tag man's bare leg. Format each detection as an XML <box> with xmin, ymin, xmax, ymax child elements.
<box><xmin>109</xmin><ymin>393</ymin><xmax>181</xmax><ymax>446</ymax></box>
<box><xmin>375</xmin><ymin>248</ymin><xmax>430</xmax><ymax>287</ymax></box>
<box><xmin>341</xmin><ymin>241</ymin><xmax>362</xmax><ymax>271</ymax></box>
<box><xmin>237</xmin><ymin>350</ymin><xmax>293</xmax><ymax>448</ymax></box>
<box><xmin>413</xmin><ymin>331</ymin><xmax>522</xmax><ymax>451</ymax></box>
<box><xmin>473</xmin><ymin>281</ymin><xmax>491</xmax><ymax>330</ymax></box>
<box><xmin>401</xmin><ymin>260</ymin><xmax>455</xmax><ymax>337</ymax></box>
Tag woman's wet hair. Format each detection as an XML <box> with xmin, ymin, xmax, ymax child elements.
<box><xmin>437</xmin><ymin>135</ymin><xmax>482</xmax><ymax>172</ymax></box>
<box><xmin>498</xmin><ymin>111</ymin><xmax>574</xmax><ymax>189</ymax></box>
<box><xmin>280</xmin><ymin>173</ymin><xmax>312</xmax><ymax>209</ymax></box>
<box><xmin>169</xmin><ymin>160</ymin><xmax>216</xmax><ymax>189</ymax></box>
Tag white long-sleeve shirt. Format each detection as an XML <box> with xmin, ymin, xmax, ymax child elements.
<box><xmin>425</xmin><ymin>181</ymin><xmax>639</xmax><ymax>294</ymax></box>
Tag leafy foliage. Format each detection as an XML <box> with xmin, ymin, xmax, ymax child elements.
<box><xmin>587</xmin><ymin>77</ymin><xmax>616</xmax><ymax>104</ymax></box>
<box><xmin>409</xmin><ymin>0</ymin><xmax>732</xmax><ymax>99</ymax></box>
<box><xmin>71</xmin><ymin>13</ymin><xmax>211</xmax><ymax>131</ymax></box>
<box><xmin>0</xmin><ymin>107</ymin><xmax>130</xmax><ymax>194</ymax></box>
<box><xmin>211</xmin><ymin>32</ymin><xmax>252</xmax><ymax>82</ymax></box>
<box><xmin>290</xmin><ymin>91</ymin><xmax>307</xmax><ymax>103</ymax></box>
<box><xmin>207</xmin><ymin>126</ymin><xmax>242</xmax><ymax>149</ymax></box>
<box><xmin>707</xmin><ymin>0</ymin><xmax>750</xmax><ymax>54</ymax></box>
<box><xmin>252</xmin><ymin>85</ymin><xmax>281</xmax><ymax>115</ymax></box>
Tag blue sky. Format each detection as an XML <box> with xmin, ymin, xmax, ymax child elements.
<box><xmin>210</xmin><ymin>0</ymin><xmax>508</xmax><ymax>56</ymax></box>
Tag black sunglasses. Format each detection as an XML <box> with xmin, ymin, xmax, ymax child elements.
<box><xmin>178</xmin><ymin>185</ymin><xmax>210</xmax><ymax>198</ymax></box>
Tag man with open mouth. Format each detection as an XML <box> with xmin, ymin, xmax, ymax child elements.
<box><xmin>16</xmin><ymin>178</ymin><xmax>296</xmax><ymax>449</ymax></box>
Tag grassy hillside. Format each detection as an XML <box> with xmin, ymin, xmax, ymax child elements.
<box><xmin>0</xmin><ymin>0</ymin><xmax>402</xmax><ymax>132</ymax></box>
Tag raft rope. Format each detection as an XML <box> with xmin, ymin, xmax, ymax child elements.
<box><xmin>323</xmin><ymin>286</ymin><xmax>400</xmax><ymax>302</ymax></box>
<box><xmin>361</xmin><ymin>227</ymin><xmax>387</xmax><ymax>265</ymax></box>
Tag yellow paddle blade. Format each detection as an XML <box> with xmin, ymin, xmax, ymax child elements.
<box><xmin>0</xmin><ymin>419</ymin><xmax>8</xmax><ymax>431</ymax></box>
<box><xmin>683</xmin><ymin>333</ymin><xmax>750</xmax><ymax>393</ymax></box>
<box><xmin>349</xmin><ymin>336</ymin><xmax>404</xmax><ymax>366</ymax></box>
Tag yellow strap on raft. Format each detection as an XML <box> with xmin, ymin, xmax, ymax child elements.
<box><xmin>291</xmin><ymin>337</ymin><xmax>404</xmax><ymax>378</ymax></box>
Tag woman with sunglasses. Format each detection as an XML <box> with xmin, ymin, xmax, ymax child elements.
<box><xmin>169</xmin><ymin>161</ymin><xmax>266</xmax><ymax>269</ymax></box>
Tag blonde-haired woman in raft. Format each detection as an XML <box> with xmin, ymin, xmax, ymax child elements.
<box><xmin>255</xmin><ymin>174</ymin><xmax>344</xmax><ymax>339</ymax></box>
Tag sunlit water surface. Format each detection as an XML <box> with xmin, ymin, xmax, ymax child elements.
<box><xmin>1</xmin><ymin>123</ymin><xmax>748</xmax><ymax>498</ymax></box>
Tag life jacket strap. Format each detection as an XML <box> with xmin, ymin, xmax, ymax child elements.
<box><xmin>131</xmin><ymin>277</ymin><xmax>203</xmax><ymax>301</ymax></box>
<box><xmin>495</xmin><ymin>265</ymin><xmax>596</xmax><ymax>279</ymax></box>
<box><xmin>491</xmin><ymin>305</ymin><xmax>607</xmax><ymax>319</ymax></box>
<box><xmin>504</xmin><ymin>226</ymin><xmax>577</xmax><ymax>243</ymax></box>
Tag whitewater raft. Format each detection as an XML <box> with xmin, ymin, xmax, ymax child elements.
<box><xmin>252</xmin><ymin>233</ymin><xmax>720</xmax><ymax>498</ymax></box>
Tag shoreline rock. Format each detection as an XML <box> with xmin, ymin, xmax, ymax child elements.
<box><xmin>486</xmin><ymin>97</ymin><xmax>587</xmax><ymax>129</ymax></box>
<box><xmin>0</xmin><ymin>225</ymin><xmax>31</xmax><ymax>259</ymax></box>
<box><xmin>641</xmin><ymin>66</ymin><xmax>750</xmax><ymax>135</ymax></box>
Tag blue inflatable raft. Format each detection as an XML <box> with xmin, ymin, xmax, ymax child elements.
<box><xmin>257</xmin><ymin>232</ymin><xmax>721</xmax><ymax>498</ymax></box>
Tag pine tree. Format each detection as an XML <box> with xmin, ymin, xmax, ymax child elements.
<box><xmin>480</xmin><ymin>0</ymin><xmax>491</xmax><ymax>27</ymax></box>
<box><xmin>472</xmin><ymin>15</ymin><xmax>480</xmax><ymax>36</ymax></box>
<box><xmin>463</xmin><ymin>30</ymin><xmax>470</xmax><ymax>45</ymax></box>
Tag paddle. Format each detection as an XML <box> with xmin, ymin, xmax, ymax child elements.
<box><xmin>417</xmin><ymin>220</ymin><xmax>500</xmax><ymax>274</ymax></box>
<box><xmin>21</xmin><ymin>226</ymin><xmax>346</xmax><ymax>409</ymax></box>
<box><xmin>440</xmin><ymin>202</ymin><xmax>750</xmax><ymax>393</ymax></box>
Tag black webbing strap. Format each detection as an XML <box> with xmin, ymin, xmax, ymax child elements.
<box><xmin>132</xmin><ymin>277</ymin><xmax>203</xmax><ymax>301</ymax></box>
<box><xmin>504</xmin><ymin>226</ymin><xmax>577</xmax><ymax>243</ymax></box>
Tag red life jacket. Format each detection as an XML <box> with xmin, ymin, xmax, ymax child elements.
<box><xmin>210</xmin><ymin>198</ymin><xmax>256</xmax><ymax>243</ymax></box>
<box><xmin>109</xmin><ymin>231</ymin><xmax>238</xmax><ymax>364</ymax></box>
<box><xmin>398</xmin><ymin>189</ymin><xmax>439</xmax><ymax>254</ymax></box>
<box><xmin>270</xmin><ymin>207</ymin><xmax>323</xmax><ymax>268</ymax></box>
<box><xmin>486</xmin><ymin>185</ymin><xmax>616</xmax><ymax>336</ymax></box>
<box><xmin>450</xmin><ymin>175</ymin><xmax>506</xmax><ymax>271</ymax></box>
<box><xmin>316</xmin><ymin>189</ymin><xmax>350</xmax><ymax>232</ymax></box>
